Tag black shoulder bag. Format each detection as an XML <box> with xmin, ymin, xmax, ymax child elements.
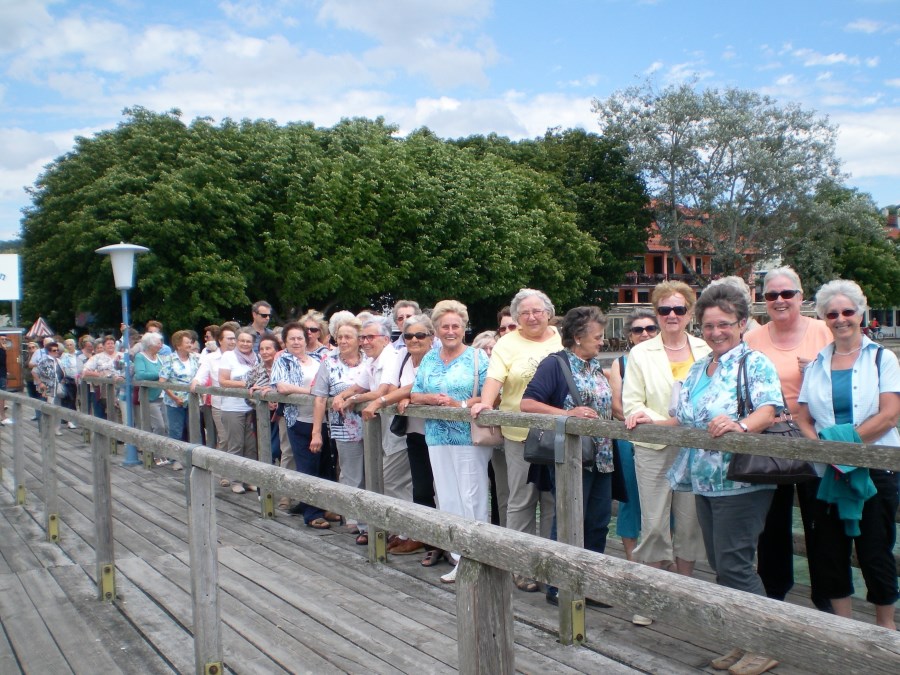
<box><xmin>388</xmin><ymin>352</ymin><xmax>413</xmax><ymax>436</ymax></box>
<box><xmin>725</xmin><ymin>351</ymin><xmax>818</xmax><ymax>484</ymax></box>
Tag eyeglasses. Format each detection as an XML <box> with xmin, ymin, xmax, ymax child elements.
<box><xmin>305</xmin><ymin>326</ymin><xmax>320</xmax><ymax>333</ymax></box>
<box><xmin>359</xmin><ymin>334</ymin><xmax>384</xmax><ymax>342</ymax></box>
<box><xmin>403</xmin><ymin>332</ymin><xmax>432</xmax><ymax>341</ymax></box>
<box><xmin>518</xmin><ymin>309</ymin><xmax>546</xmax><ymax>319</ymax></box>
<box><xmin>657</xmin><ymin>306</ymin><xmax>688</xmax><ymax>316</ymax></box>
<box><xmin>498</xmin><ymin>323</ymin><xmax>517</xmax><ymax>333</ymax></box>
<box><xmin>630</xmin><ymin>325</ymin><xmax>659</xmax><ymax>335</ymax></box>
<box><xmin>764</xmin><ymin>289</ymin><xmax>801</xmax><ymax>302</ymax></box>
<box><xmin>256</xmin><ymin>312</ymin><xmax>271</xmax><ymax>318</ymax></box>
<box><xmin>825</xmin><ymin>309</ymin><xmax>857</xmax><ymax>320</ymax></box>
<box><xmin>701</xmin><ymin>320</ymin><xmax>740</xmax><ymax>333</ymax></box>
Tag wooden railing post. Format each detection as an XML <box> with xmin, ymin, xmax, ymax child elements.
<box><xmin>188</xmin><ymin>393</ymin><xmax>202</xmax><ymax>445</ymax></box>
<box><xmin>91</xmin><ymin>431</ymin><xmax>116</xmax><ymax>601</ymax></box>
<box><xmin>79</xmin><ymin>381</ymin><xmax>91</xmax><ymax>443</ymax></box>
<box><xmin>363</xmin><ymin>412</ymin><xmax>387</xmax><ymax>563</ymax></box>
<box><xmin>254</xmin><ymin>399</ymin><xmax>274</xmax><ymax>519</ymax></box>
<box><xmin>12</xmin><ymin>401</ymin><xmax>25</xmax><ymax>505</ymax></box>
<box><xmin>105</xmin><ymin>383</ymin><xmax>118</xmax><ymax>455</ymax></box>
<box><xmin>138</xmin><ymin>385</ymin><xmax>153</xmax><ymax>468</ymax></box>
<box><xmin>456</xmin><ymin>557</ymin><xmax>514</xmax><ymax>675</ymax></box>
<box><xmin>556</xmin><ymin>417</ymin><xmax>585</xmax><ymax>645</ymax></box>
<box><xmin>40</xmin><ymin>409</ymin><xmax>60</xmax><ymax>542</ymax></box>
<box><xmin>186</xmin><ymin>453</ymin><xmax>223</xmax><ymax>674</ymax></box>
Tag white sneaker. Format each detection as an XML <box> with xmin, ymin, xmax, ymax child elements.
<box><xmin>55</xmin><ymin>429</ymin><xmax>64</xmax><ymax>436</ymax></box>
<box><xmin>440</xmin><ymin>565</ymin><xmax>458</xmax><ymax>584</ymax></box>
<box><xmin>67</xmin><ymin>422</ymin><xmax>77</xmax><ymax>429</ymax></box>
<box><xmin>1</xmin><ymin>418</ymin><xmax>12</xmax><ymax>425</ymax></box>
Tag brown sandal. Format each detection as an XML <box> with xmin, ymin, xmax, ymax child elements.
<box><xmin>355</xmin><ymin>533</ymin><xmax>369</xmax><ymax>546</ymax></box>
<box><xmin>306</xmin><ymin>518</ymin><xmax>331</xmax><ymax>530</ymax></box>
<box><xmin>421</xmin><ymin>549</ymin><xmax>445</xmax><ymax>567</ymax></box>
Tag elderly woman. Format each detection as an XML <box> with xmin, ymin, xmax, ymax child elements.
<box><xmin>412</xmin><ymin>300</ymin><xmax>488</xmax><ymax>584</ymax></box>
<box><xmin>310</xmin><ymin>311</ymin><xmax>369</xmax><ymax>542</ymax></box>
<box><xmin>745</xmin><ymin>267</ymin><xmax>833</xmax><ymax>610</ymax></box>
<box><xmin>57</xmin><ymin>338</ymin><xmax>78</xmax><ymax>428</ymax></box>
<box><xmin>628</xmin><ymin>282</ymin><xmax>783</xmax><ymax>674</ymax></box>
<box><xmin>364</xmin><ymin>313</ymin><xmax>439</xmax><ymax>561</ymax></box>
<box><xmin>795</xmin><ymin>280</ymin><xmax>900</xmax><ymax>630</ymax></box>
<box><xmin>622</xmin><ymin>281</ymin><xmax>709</xmax><ymax>577</ymax></box>
<box><xmin>134</xmin><ymin>332</ymin><xmax>168</xmax><ymax>439</ymax></box>
<box><xmin>521</xmin><ymin>306</ymin><xmax>616</xmax><ymax>606</ymax></box>
<box><xmin>83</xmin><ymin>335</ymin><xmax>122</xmax><ymax>419</ymax></box>
<box><xmin>471</xmin><ymin>331</ymin><xmax>498</xmax><ymax>357</ymax></box>
<box><xmin>270</xmin><ymin>324</ymin><xmax>330</xmax><ymax>524</ymax></box>
<box><xmin>609</xmin><ymin>308</ymin><xmax>659</xmax><ymax>563</ymax></box>
<box><xmin>219</xmin><ymin>329</ymin><xmax>260</xmax><ymax>494</ymax></box>
<box><xmin>159</xmin><ymin>330</ymin><xmax>200</xmax><ymax>462</ymax></box>
<box><xmin>470</xmin><ymin>288</ymin><xmax>561</xmax><ymax>592</ymax></box>
<box><xmin>300</xmin><ymin>310</ymin><xmax>331</xmax><ymax>358</ymax></box>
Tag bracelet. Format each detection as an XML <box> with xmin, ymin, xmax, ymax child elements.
<box><xmin>379</xmin><ymin>396</ymin><xmax>387</xmax><ymax>406</ymax></box>
<box><xmin>460</xmin><ymin>400</ymin><xmax>467</xmax><ymax>409</ymax></box>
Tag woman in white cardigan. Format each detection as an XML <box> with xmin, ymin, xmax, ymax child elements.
<box><xmin>622</xmin><ymin>281</ymin><xmax>709</xmax><ymax>576</ymax></box>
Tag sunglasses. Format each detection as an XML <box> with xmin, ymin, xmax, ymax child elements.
<box><xmin>256</xmin><ymin>312</ymin><xmax>271</xmax><ymax>318</ymax></box>
<box><xmin>630</xmin><ymin>325</ymin><xmax>659</xmax><ymax>335</ymax></box>
<box><xmin>359</xmin><ymin>334</ymin><xmax>383</xmax><ymax>342</ymax></box>
<box><xmin>498</xmin><ymin>324</ymin><xmax>517</xmax><ymax>333</ymax></box>
<box><xmin>656</xmin><ymin>306</ymin><xmax>687</xmax><ymax>317</ymax></box>
<box><xmin>825</xmin><ymin>309</ymin><xmax>857</xmax><ymax>320</ymax></box>
<box><xmin>403</xmin><ymin>332</ymin><xmax>432</xmax><ymax>341</ymax></box>
<box><xmin>764</xmin><ymin>289</ymin><xmax>801</xmax><ymax>302</ymax></box>
<box><xmin>48</xmin><ymin>348</ymin><xmax>59</xmax><ymax>353</ymax></box>
<box><xmin>305</xmin><ymin>326</ymin><xmax>320</xmax><ymax>333</ymax></box>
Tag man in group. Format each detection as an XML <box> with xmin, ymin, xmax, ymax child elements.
<box><xmin>246</xmin><ymin>301</ymin><xmax>276</xmax><ymax>354</ymax></box>
<box><xmin>391</xmin><ymin>300</ymin><xmax>420</xmax><ymax>351</ymax></box>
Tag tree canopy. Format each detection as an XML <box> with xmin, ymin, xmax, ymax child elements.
<box><xmin>21</xmin><ymin>108</ymin><xmax>651</xmax><ymax>331</ymax></box>
<box><xmin>593</xmin><ymin>83</ymin><xmax>842</xmax><ymax>282</ymax></box>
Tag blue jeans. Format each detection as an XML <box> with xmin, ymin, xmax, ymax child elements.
<box><xmin>166</xmin><ymin>405</ymin><xmax>188</xmax><ymax>441</ymax></box>
<box><xmin>287</xmin><ymin>421</ymin><xmax>325</xmax><ymax>524</ymax></box>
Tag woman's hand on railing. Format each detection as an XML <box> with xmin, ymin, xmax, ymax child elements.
<box><xmin>470</xmin><ymin>402</ymin><xmax>493</xmax><ymax>418</ymax></box>
<box><xmin>625</xmin><ymin>411</ymin><xmax>654</xmax><ymax>429</ymax></box>
<box><xmin>708</xmin><ymin>414</ymin><xmax>741</xmax><ymax>438</ymax></box>
<box><xmin>361</xmin><ymin>400</ymin><xmax>380</xmax><ymax>421</ymax></box>
<box><xmin>397</xmin><ymin>398</ymin><xmax>411</xmax><ymax>414</ymax></box>
<box><xmin>568</xmin><ymin>406</ymin><xmax>598</xmax><ymax>420</ymax></box>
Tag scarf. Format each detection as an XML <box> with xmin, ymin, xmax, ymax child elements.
<box><xmin>235</xmin><ymin>348</ymin><xmax>258</xmax><ymax>369</ymax></box>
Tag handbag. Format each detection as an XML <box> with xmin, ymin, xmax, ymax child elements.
<box><xmin>523</xmin><ymin>353</ymin><xmax>597</xmax><ymax>465</ymax></box>
<box><xmin>725</xmin><ymin>351</ymin><xmax>818</xmax><ymax>485</ymax></box>
<box><xmin>388</xmin><ymin>353</ymin><xmax>412</xmax><ymax>437</ymax></box>
<box><xmin>469</xmin><ymin>349</ymin><xmax>504</xmax><ymax>447</ymax></box>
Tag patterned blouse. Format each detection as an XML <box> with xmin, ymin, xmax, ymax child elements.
<box><xmin>310</xmin><ymin>351</ymin><xmax>368</xmax><ymax>442</ymax></box>
<box><xmin>159</xmin><ymin>352</ymin><xmax>201</xmax><ymax>408</ymax></box>
<box><xmin>270</xmin><ymin>352</ymin><xmax>321</xmax><ymax>427</ymax></box>
<box><xmin>412</xmin><ymin>347</ymin><xmax>487</xmax><ymax>447</ymax></box>
<box><xmin>669</xmin><ymin>342</ymin><xmax>783</xmax><ymax>496</ymax></box>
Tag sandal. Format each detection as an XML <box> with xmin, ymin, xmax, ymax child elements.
<box><xmin>219</xmin><ymin>478</ymin><xmax>231</xmax><ymax>487</ymax></box>
<box><xmin>355</xmin><ymin>533</ymin><xmax>369</xmax><ymax>546</ymax></box>
<box><xmin>728</xmin><ymin>653</ymin><xmax>778</xmax><ymax>675</ymax></box>
<box><xmin>514</xmin><ymin>575</ymin><xmax>540</xmax><ymax>593</ymax></box>
<box><xmin>323</xmin><ymin>511</ymin><xmax>343</xmax><ymax>522</ymax></box>
<box><xmin>306</xmin><ymin>518</ymin><xmax>331</xmax><ymax>530</ymax></box>
<box><xmin>421</xmin><ymin>549</ymin><xmax>445</xmax><ymax>567</ymax></box>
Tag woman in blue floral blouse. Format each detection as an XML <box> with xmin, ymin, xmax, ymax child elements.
<box><xmin>627</xmin><ymin>282</ymin><xmax>782</xmax><ymax>675</ymax></box>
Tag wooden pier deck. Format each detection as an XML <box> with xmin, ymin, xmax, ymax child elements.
<box><xmin>0</xmin><ymin>420</ymin><xmax>857</xmax><ymax>674</ymax></box>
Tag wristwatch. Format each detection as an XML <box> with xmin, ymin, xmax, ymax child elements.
<box><xmin>737</xmin><ymin>421</ymin><xmax>749</xmax><ymax>433</ymax></box>
<box><xmin>460</xmin><ymin>400</ymin><xmax>467</xmax><ymax>409</ymax></box>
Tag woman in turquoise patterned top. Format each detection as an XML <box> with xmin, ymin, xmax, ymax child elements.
<box><xmin>627</xmin><ymin>283</ymin><xmax>782</xmax><ymax>675</ymax></box>
<box><xmin>411</xmin><ymin>300</ymin><xmax>488</xmax><ymax>584</ymax></box>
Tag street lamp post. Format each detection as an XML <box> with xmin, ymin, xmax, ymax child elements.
<box><xmin>96</xmin><ymin>243</ymin><xmax>149</xmax><ymax>467</ymax></box>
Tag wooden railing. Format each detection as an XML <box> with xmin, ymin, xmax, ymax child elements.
<box><xmin>3</xmin><ymin>379</ymin><xmax>900</xmax><ymax>675</ymax></box>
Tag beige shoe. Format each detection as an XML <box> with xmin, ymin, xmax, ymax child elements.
<box><xmin>231</xmin><ymin>483</ymin><xmax>246</xmax><ymax>494</ymax></box>
<box><xmin>728</xmin><ymin>653</ymin><xmax>778</xmax><ymax>675</ymax></box>
<box><xmin>711</xmin><ymin>648</ymin><xmax>746</xmax><ymax>670</ymax></box>
<box><xmin>278</xmin><ymin>497</ymin><xmax>291</xmax><ymax>510</ymax></box>
<box><xmin>631</xmin><ymin>614</ymin><xmax>653</xmax><ymax>626</ymax></box>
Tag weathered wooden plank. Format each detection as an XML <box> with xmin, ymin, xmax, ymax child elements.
<box><xmin>90</xmin><ymin>431</ymin><xmax>116</xmax><ymax>601</ymax></box>
<box><xmin>18</xmin><ymin>567</ymin><xmax>123</xmax><ymax>673</ymax></box>
<box><xmin>39</xmin><ymin>412</ymin><xmax>60</xmax><ymax>542</ymax></box>
<box><xmin>456</xmin><ymin>557</ymin><xmax>514</xmax><ymax>675</ymax></box>
<box><xmin>0</xmin><ymin>572</ymin><xmax>74</xmax><ymax>674</ymax></box>
<box><xmin>0</xmin><ymin>505</ymin><xmax>44</xmax><ymax>572</ymax></box>
<box><xmin>556</xmin><ymin>427</ymin><xmax>585</xmax><ymax>645</ymax></box>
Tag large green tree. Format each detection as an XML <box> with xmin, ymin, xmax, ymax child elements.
<box><xmin>593</xmin><ymin>83</ymin><xmax>842</xmax><ymax>281</ymax></box>
<box><xmin>22</xmin><ymin>109</ymin><xmax>611</xmax><ymax>331</ymax></box>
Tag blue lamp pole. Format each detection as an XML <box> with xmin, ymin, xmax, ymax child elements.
<box><xmin>96</xmin><ymin>243</ymin><xmax>149</xmax><ymax>467</ymax></box>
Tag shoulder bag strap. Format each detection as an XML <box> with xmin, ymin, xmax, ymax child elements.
<box><xmin>471</xmin><ymin>348</ymin><xmax>478</xmax><ymax>398</ymax></box>
<box><xmin>398</xmin><ymin>351</ymin><xmax>412</xmax><ymax>387</ymax></box>
<box><xmin>553</xmin><ymin>353</ymin><xmax>584</xmax><ymax>407</ymax></box>
<box><xmin>735</xmin><ymin>351</ymin><xmax>753</xmax><ymax>417</ymax></box>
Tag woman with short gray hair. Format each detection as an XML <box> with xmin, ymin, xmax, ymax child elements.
<box><xmin>471</xmin><ymin>288</ymin><xmax>561</xmax><ymax>593</ymax></box>
<box><xmin>134</xmin><ymin>331</ymin><xmax>168</xmax><ymax>440</ymax></box>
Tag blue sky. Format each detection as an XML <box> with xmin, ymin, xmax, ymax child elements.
<box><xmin>2</xmin><ymin>0</ymin><xmax>899</xmax><ymax>240</ymax></box>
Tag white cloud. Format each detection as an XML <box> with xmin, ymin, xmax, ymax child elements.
<box><xmin>846</xmin><ymin>18</ymin><xmax>883</xmax><ymax>34</ymax></box>
<box><xmin>832</xmin><ymin>108</ymin><xmax>900</xmax><ymax>180</ymax></box>
<box><xmin>887</xmin><ymin>78</ymin><xmax>900</xmax><ymax>88</ymax></box>
<box><xmin>0</xmin><ymin>128</ymin><xmax>60</xmax><ymax>170</ymax></box>
<box><xmin>793</xmin><ymin>48</ymin><xmax>861</xmax><ymax>67</ymax></box>
<box><xmin>0</xmin><ymin>0</ymin><xmax>55</xmax><ymax>53</ymax></box>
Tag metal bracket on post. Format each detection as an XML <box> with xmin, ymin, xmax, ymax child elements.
<box><xmin>373</xmin><ymin>530</ymin><xmax>387</xmax><ymax>563</ymax></box>
<box><xmin>100</xmin><ymin>563</ymin><xmax>116</xmax><ymax>602</ymax></box>
<box><xmin>47</xmin><ymin>513</ymin><xmax>59</xmax><ymax>542</ymax></box>
<box><xmin>16</xmin><ymin>484</ymin><xmax>26</xmax><ymax>506</ymax></box>
<box><xmin>204</xmin><ymin>663</ymin><xmax>224</xmax><ymax>675</ymax></box>
<box><xmin>570</xmin><ymin>599</ymin><xmax>586</xmax><ymax>644</ymax></box>
<box><xmin>261</xmin><ymin>492</ymin><xmax>274</xmax><ymax>519</ymax></box>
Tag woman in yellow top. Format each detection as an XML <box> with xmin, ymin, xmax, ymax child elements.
<box><xmin>471</xmin><ymin>288</ymin><xmax>561</xmax><ymax>592</ymax></box>
<box><xmin>622</xmin><ymin>281</ymin><xmax>709</xmax><ymax>576</ymax></box>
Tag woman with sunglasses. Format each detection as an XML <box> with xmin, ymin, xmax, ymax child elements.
<box><xmin>795</xmin><ymin>280</ymin><xmax>900</xmax><ymax>630</ymax></box>
<box><xmin>622</xmin><ymin>281</ymin><xmax>709</xmax><ymax>578</ymax></box>
<box><xmin>744</xmin><ymin>267</ymin><xmax>833</xmax><ymax>611</ymax></box>
<box><xmin>300</xmin><ymin>310</ymin><xmax>331</xmax><ymax>358</ymax></box>
<box><xmin>609</xmin><ymin>309</ymin><xmax>658</xmax><ymax>566</ymax></box>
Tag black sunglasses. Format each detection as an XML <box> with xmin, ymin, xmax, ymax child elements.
<box><xmin>305</xmin><ymin>326</ymin><xmax>320</xmax><ymax>333</ymax></box>
<box><xmin>630</xmin><ymin>325</ymin><xmax>659</xmax><ymax>335</ymax></box>
<box><xmin>825</xmin><ymin>309</ymin><xmax>857</xmax><ymax>320</ymax></box>
<box><xmin>403</xmin><ymin>332</ymin><xmax>432</xmax><ymax>341</ymax></box>
<box><xmin>656</xmin><ymin>306</ymin><xmax>687</xmax><ymax>316</ymax></box>
<box><xmin>764</xmin><ymin>289</ymin><xmax>801</xmax><ymax>302</ymax></box>
<box><xmin>256</xmin><ymin>312</ymin><xmax>271</xmax><ymax>318</ymax></box>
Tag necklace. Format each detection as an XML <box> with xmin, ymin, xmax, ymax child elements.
<box><xmin>833</xmin><ymin>346</ymin><xmax>861</xmax><ymax>356</ymax></box>
<box><xmin>663</xmin><ymin>339</ymin><xmax>688</xmax><ymax>351</ymax></box>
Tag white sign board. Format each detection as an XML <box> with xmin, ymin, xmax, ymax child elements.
<box><xmin>0</xmin><ymin>255</ymin><xmax>21</xmax><ymax>301</ymax></box>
